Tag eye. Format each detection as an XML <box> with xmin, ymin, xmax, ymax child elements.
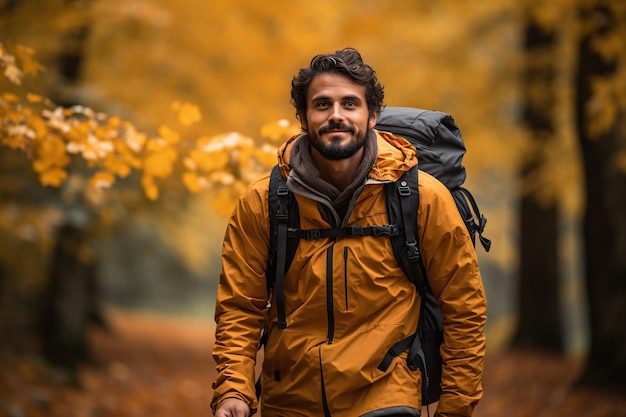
<box><xmin>315</xmin><ymin>100</ymin><xmax>330</xmax><ymax>108</ymax></box>
<box><xmin>344</xmin><ymin>100</ymin><xmax>358</xmax><ymax>107</ymax></box>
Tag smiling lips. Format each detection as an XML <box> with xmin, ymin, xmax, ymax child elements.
<box><xmin>318</xmin><ymin>123</ymin><xmax>354</xmax><ymax>135</ymax></box>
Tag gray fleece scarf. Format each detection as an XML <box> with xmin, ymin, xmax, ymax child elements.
<box><xmin>288</xmin><ymin>130</ymin><xmax>378</xmax><ymax>209</ymax></box>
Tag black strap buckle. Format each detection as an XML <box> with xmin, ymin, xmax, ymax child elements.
<box><xmin>406</xmin><ymin>241</ymin><xmax>420</xmax><ymax>262</ymax></box>
<box><xmin>398</xmin><ymin>180</ymin><xmax>411</xmax><ymax>196</ymax></box>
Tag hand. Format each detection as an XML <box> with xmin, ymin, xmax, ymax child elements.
<box><xmin>215</xmin><ymin>398</ymin><xmax>250</xmax><ymax>417</ymax></box>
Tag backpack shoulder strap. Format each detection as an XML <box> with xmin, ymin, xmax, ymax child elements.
<box><xmin>382</xmin><ymin>165</ymin><xmax>444</xmax><ymax>405</ymax></box>
<box><xmin>385</xmin><ymin>165</ymin><xmax>428</xmax><ymax>295</ymax></box>
<box><xmin>267</xmin><ymin>164</ymin><xmax>299</xmax><ymax>329</ymax></box>
<box><xmin>451</xmin><ymin>187</ymin><xmax>492</xmax><ymax>252</ymax></box>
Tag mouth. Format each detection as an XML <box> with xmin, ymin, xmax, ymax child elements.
<box><xmin>318</xmin><ymin>123</ymin><xmax>354</xmax><ymax>135</ymax></box>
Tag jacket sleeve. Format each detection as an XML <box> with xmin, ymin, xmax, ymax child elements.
<box><xmin>211</xmin><ymin>176</ymin><xmax>272</xmax><ymax>414</ymax></box>
<box><xmin>417</xmin><ymin>173</ymin><xmax>487</xmax><ymax>417</ymax></box>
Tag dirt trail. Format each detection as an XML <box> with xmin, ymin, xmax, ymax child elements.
<box><xmin>1</xmin><ymin>310</ymin><xmax>625</xmax><ymax>417</ymax></box>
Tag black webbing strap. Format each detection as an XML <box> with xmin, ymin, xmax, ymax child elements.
<box><xmin>455</xmin><ymin>187</ymin><xmax>491</xmax><ymax>252</ymax></box>
<box><xmin>274</xmin><ymin>177</ymin><xmax>289</xmax><ymax>330</ymax></box>
<box><xmin>287</xmin><ymin>224</ymin><xmax>400</xmax><ymax>240</ymax></box>
<box><xmin>389</xmin><ymin>166</ymin><xmax>428</xmax><ymax>293</ymax></box>
<box><xmin>377</xmin><ymin>333</ymin><xmax>415</xmax><ymax>372</ymax></box>
<box><xmin>397</xmin><ymin>176</ymin><xmax>421</xmax><ymax>267</ymax></box>
<box><xmin>378</xmin><ymin>166</ymin><xmax>431</xmax><ymax>376</ymax></box>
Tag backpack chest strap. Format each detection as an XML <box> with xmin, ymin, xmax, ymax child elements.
<box><xmin>287</xmin><ymin>224</ymin><xmax>401</xmax><ymax>240</ymax></box>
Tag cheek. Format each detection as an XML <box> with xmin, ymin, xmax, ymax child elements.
<box><xmin>306</xmin><ymin>115</ymin><xmax>324</xmax><ymax>131</ymax></box>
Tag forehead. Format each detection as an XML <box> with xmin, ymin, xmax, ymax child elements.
<box><xmin>307</xmin><ymin>72</ymin><xmax>367</xmax><ymax>101</ymax></box>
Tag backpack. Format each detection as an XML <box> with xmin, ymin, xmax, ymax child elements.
<box><xmin>263</xmin><ymin>107</ymin><xmax>490</xmax><ymax>405</ymax></box>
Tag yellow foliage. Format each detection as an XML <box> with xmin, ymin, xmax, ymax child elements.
<box><xmin>586</xmin><ymin>76</ymin><xmax>618</xmax><ymax>138</ymax></box>
<box><xmin>103</xmin><ymin>153</ymin><xmax>132</xmax><ymax>178</ymax></box>
<box><xmin>67</xmin><ymin>134</ymin><xmax>115</xmax><ymax>161</ymax></box>
<box><xmin>187</xmin><ymin>148</ymin><xmax>229</xmax><ymax>172</ymax></box>
<box><xmin>122</xmin><ymin>124</ymin><xmax>148</xmax><ymax>153</ymax></box>
<box><xmin>2</xmin><ymin>92</ymin><xmax>20</xmax><ymax>103</ymax></box>
<box><xmin>141</xmin><ymin>175</ymin><xmax>159</xmax><ymax>201</ymax></box>
<box><xmin>1</xmin><ymin>39</ymin><xmax>282</xmax><ymax>204</ymax></box>
<box><xmin>143</xmin><ymin>147</ymin><xmax>178</xmax><ymax>179</ymax></box>
<box><xmin>260</xmin><ymin>119</ymin><xmax>301</xmax><ymax>143</ymax></box>
<box><xmin>182</xmin><ymin>171</ymin><xmax>204</xmax><ymax>193</ymax></box>
<box><xmin>253</xmin><ymin>144</ymin><xmax>278</xmax><ymax>169</ymax></box>
<box><xmin>2</xmin><ymin>57</ymin><xmax>23</xmax><ymax>85</ymax></box>
<box><xmin>33</xmin><ymin>135</ymin><xmax>70</xmax><ymax>172</ymax></box>
<box><xmin>172</xmin><ymin>101</ymin><xmax>202</xmax><ymax>127</ymax></box>
<box><xmin>158</xmin><ymin>124</ymin><xmax>180</xmax><ymax>145</ymax></box>
<box><xmin>39</xmin><ymin>167</ymin><xmax>68</xmax><ymax>187</ymax></box>
<box><xmin>89</xmin><ymin>171</ymin><xmax>116</xmax><ymax>189</ymax></box>
<box><xmin>15</xmin><ymin>44</ymin><xmax>46</xmax><ymax>77</ymax></box>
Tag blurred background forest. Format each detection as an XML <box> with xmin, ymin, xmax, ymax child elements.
<box><xmin>1</xmin><ymin>0</ymin><xmax>625</xmax><ymax>416</ymax></box>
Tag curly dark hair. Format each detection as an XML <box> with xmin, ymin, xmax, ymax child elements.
<box><xmin>290</xmin><ymin>48</ymin><xmax>385</xmax><ymax>124</ymax></box>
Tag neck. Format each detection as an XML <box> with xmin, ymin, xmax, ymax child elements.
<box><xmin>311</xmin><ymin>147</ymin><xmax>364</xmax><ymax>192</ymax></box>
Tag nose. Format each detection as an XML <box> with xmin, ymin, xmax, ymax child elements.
<box><xmin>329</xmin><ymin>103</ymin><xmax>344</xmax><ymax>122</ymax></box>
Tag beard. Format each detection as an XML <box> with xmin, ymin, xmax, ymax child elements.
<box><xmin>310</xmin><ymin>123</ymin><xmax>369</xmax><ymax>161</ymax></box>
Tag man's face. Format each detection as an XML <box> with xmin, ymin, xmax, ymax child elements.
<box><xmin>303</xmin><ymin>72</ymin><xmax>377</xmax><ymax>161</ymax></box>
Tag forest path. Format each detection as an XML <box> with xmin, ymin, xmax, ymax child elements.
<box><xmin>1</xmin><ymin>310</ymin><xmax>625</xmax><ymax>417</ymax></box>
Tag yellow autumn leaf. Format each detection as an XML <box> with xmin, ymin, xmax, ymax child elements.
<box><xmin>36</xmin><ymin>135</ymin><xmax>70</xmax><ymax>171</ymax></box>
<box><xmin>3</xmin><ymin>61</ymin><xmax>23</xmax><ymax>85</ymax></box>
<box><xmin>158</xmin><ymin>124</ymin><xmax>180</xmax><ymax>145</ymax></box>
<box><xmin>29</xmin><ymin>115</ymin><xmax>48</xmax><ymax>139</ymax></box>
<box><xmin>145</xmin><ymin>137</ymin><xmax>166</xmax><ymax>152</ymax></box>
<box><xmin>125</xmin><ymin>154</ymin><xmax>142</xmax><ymax>169</ymax></box>
<box><xmin>183</xmin><ymin>156</ymin><xmax>198</xmax><ymax>171</ymax></box>
<box><xmin>142</xmin><ymin>175</ymin><xmax>159</xmax><ymax>201</ymax></box>
<box><xmin>143</xmin><ymin>148</ymin><xmax>178</xmax><ymax>178</ymax></box>
<box><xmin>39</xmin><ymin>168</ymin><xmax>67</xmax><ymax>187</ymax></box>
<box><xmin>188</xmin><ymin>148</ymin><xmax>229</xmax><ymax>172</ymax></box>
<box><xmin>260</xmin><ymin>119</ymin><xmax>301</xmax><ymax>143</ymax></box>
<box><xmin>16</xmin><ymin>44</ymin><xmax>45</xmax><ymax>76</ymax></box>
<box><xmin>103</xmin><ymin>154</ymin><xmax>131</xmax><ymax>177</ymax></box>
<box><xmin>123</xmin><ymin>126</ymin><xmax>147</xmax><ymax>153</ymax></box>
<box><xmin>107</xmin><ymin>116</ymin><xmax>122</xmax><ymax>129</ymax></box>
<box><xmin>113</xmin><ymin>140</ymin><xmax>143</xmax><ymax>169</ymax></box>
<box><xmin>2</xmin><ymin>92</ymin><xmax>20</xmax><ymax>103</ymax></box>
<box><xmin>235</xmin><ymin>147</ymin><xmax>254</xmax><ymax>172</ymax></box>
<box><xmin>254</xmin><ymin>144</ymin><xmax>278</xmax><ymax>168</ymax></box>
<box><xmin>182</xmin><ymin>171</ymin><xmax>204</xmax><ymax>193</ymax></box>
<box><xmin>208</xmin><ymin>170</ymin><xmax>235</xmax><ymax>185</ymax></box>
<box><xmin>173</xmin><ymin>102</ymin><xmax>202</xmax><ymax>126</ymax></box>
<box><xmin>90</xmin><ymin>171</ymin><xmax>116</xmax><ymax>189</ymax></box>
<box><xmin>67</xmin><ymin>134</ymin><xmax>114</xmax><ymax>161</ymax></box>
<box><xmin>1</xmin><ymin>134</ymin><xmax>28</xmax><ymax>150</ymax></box>
<box><xmin>26</xmin><ymin>93</ymin><xmax>43</xmax><ymax>103</ymax></box>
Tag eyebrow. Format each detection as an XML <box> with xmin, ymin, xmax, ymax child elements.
<box><xmin>311</xmin><ymin>94</ymin><xmax>363</xmax><ymax>102</ymax></box>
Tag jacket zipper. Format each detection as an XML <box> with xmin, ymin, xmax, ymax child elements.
<box><xmin>326</xmin><ymin>245</ymin><xmax>335</xmax><ymax>344</ymax></box>
<box><xmin>319</xmin><ymin>347</ymin><xmax>332</xmax><ymax>417</ymax></box>
<box><xmin>343</xmin><ymin>246</ymin><xmax>349</xmax><ymax>310</ymax></box>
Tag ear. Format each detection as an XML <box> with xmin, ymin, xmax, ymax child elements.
<box><xmin>368</xmin><ymin>112</ymin><xmax>377</xmax><ymax>129</ymax></box>
<box><xmin>298</xmin><ymin>114</ymin><xmax>308</xmax><ymax>132</ymax></box>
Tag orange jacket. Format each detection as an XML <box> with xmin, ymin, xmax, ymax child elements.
<box><xmin>212</xmin><ymin>131</ymin><xmax>487</xmax><ymax>417</ymax></box>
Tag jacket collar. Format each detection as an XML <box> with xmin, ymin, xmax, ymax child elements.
<box><xmin>277</xmin><ymin>130</ymin><xmax>417</xmax><ymax>183</ymax></box>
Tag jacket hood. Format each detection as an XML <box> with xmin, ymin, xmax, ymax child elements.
<box><xmin>277</xmin><ymin>130</ymin><xmax>417</xmax><ymax>183</ymax></box>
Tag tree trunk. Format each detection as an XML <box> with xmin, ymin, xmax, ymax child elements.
<box><xmin>37</xmin><ymin>0</ymin><xmax>104</xmax><ymax>375</ymax></box>
<box><xmin>511</xmin><ymin>13</ymin><xmax>564</xmax><ymax>352</ymax></box>
<box><xmin>575</xmin><ymin>2</ymin><xmax>626</xmax><ymax>390</ymax></box>
<box><xmin>39</xmin><ymin>224</ymin><xmax>102</xmax><ymax>373</ymax></box>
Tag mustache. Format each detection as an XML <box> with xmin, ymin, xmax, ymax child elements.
<box><xmin>317</xmin><ymin>123</ymin><xmax>355</xmax><ymax>135</ymax></box>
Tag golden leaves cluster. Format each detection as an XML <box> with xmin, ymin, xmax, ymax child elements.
<box><xmin>0</xmin><ymin>42</ymin><xmax>300</xmax><ymax>207</ymax></box>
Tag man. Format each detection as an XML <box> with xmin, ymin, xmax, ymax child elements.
<box><xmin>212</xmin><ymin>48</ymin><xmax>487</xmax><ymax>417</ymax></box>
